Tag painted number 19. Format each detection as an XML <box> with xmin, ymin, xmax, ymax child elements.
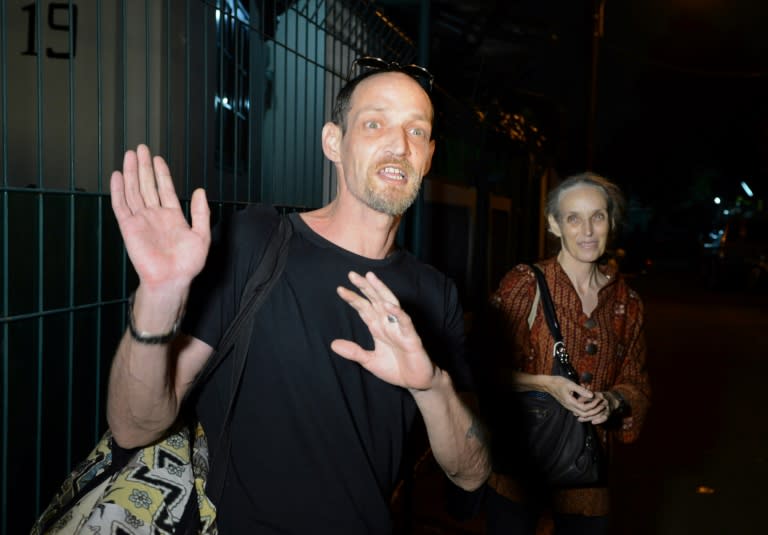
<box><xmin>21</xmin><ymin>2</ymin><xmax>78</xmax><ymax>58</ymax></box>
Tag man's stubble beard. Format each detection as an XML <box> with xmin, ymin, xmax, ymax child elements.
<box><xmin>359</xmin><ymin>157</ymin><xmax>423</xmax><ymax>216</ymax></box>
<box><xmin>362</xmin><ymin>173</ymin><xmax>422</xmax><ymax>216</ymax></box>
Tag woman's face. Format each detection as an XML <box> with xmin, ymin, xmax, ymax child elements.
<box><xmin>548</xmin><ymin>184</ymin><xmax>610</xmax><ymax>265</ymax></box>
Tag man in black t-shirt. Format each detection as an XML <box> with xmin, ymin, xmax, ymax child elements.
<box><xmin>106</xmin><ymin>57</ymin><xmax>490</xmax><ymax>533</ymax></box>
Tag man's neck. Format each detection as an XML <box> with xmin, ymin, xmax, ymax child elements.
<box><xmin>300</xmin><ymin>200</ymin><xmax>402</xmax><ymax>259</ymax></box>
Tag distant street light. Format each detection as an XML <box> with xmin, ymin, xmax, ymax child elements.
<box><xmin>741</xmin><ymin>181</ymin><xmax>754</xmax><ymax>197</ymax></box>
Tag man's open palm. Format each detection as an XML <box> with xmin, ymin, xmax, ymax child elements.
<box><xmin>110</xmin><ymin>144</ymin><xmax>210</xmax><ymax>289</ymax></box>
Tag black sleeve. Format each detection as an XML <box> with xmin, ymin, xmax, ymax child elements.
<box><xmin>441</xmin><ymin>278</ymin><xmax>474</xmax><ymax>393</ymax></box>
<box><xmin>181</xmin><ymin>204</ymin><xmax>280</xmax><ymax>349</ymax></box>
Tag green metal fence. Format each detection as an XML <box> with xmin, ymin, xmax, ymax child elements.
<box><xmin>1</xmin><ymin>1</ymin><xmax>421</xmax><ymax>531</ymax></box>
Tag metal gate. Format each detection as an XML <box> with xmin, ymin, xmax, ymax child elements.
<box><xmin>0</xmin><ymin>1</ymin><xmax>419</xmax><ymax>531</ymax></box>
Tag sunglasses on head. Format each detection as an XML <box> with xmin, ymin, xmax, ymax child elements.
<box><xmin>348</xmin><ymin>56</ymin><xmax>434</xmax><ymax>92</ymax></box>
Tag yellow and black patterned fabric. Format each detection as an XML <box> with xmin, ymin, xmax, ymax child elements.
<box><xmin>31</xmin><ymin>423</ymin><xmax>217</xmax><ymax>535</ymax></box>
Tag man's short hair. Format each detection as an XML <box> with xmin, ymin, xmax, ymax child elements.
<box><xmin>331</xmin><ymin>67</ymin><xmax>434</xmax><ymax>137</ymax></box>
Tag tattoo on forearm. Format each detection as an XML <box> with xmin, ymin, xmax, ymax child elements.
<box><xmin>465</xmin><ymin>417</ymin><xmax>487</xmax><ymax>444</ymax></box>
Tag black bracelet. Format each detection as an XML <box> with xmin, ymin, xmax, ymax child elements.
<box><xmin>127</xmin><ymin>293</ymin><xmax>181</xmax><ymax>345</ymax></box>
<box><xmin>609</xmin><ymin>390</ymin><xmax>629</xmax><ymax>415</ymax></box>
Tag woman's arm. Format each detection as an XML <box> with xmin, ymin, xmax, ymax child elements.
<box><xmin>603</xmin><ymin>291</ymin><xmax>651</xmax><ymax>441</ymax></box>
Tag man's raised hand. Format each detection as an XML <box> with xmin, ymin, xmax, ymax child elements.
<box><xmin>332</xmin><ymin>271</ymin><xmax>436</xmax><ymax>391</ymax></box>
<box><xmin>110</xmin><ymin>144</ymin><xmax>210</xmax><ymax>291</ymax></box>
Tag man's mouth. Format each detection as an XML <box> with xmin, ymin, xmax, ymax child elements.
<box><xmin>379</xmin><ymin>166</ymin><xmax>408</xmax><ymax>182</ymax></box>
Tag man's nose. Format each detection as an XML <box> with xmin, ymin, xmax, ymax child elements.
<box><xmin>386</xmin><ymin>127</ymin><xmax>409</xmax><ymax>157</ymax></box>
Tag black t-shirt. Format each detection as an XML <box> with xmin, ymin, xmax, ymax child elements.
<box><xmin>182</xmin><ymin>205</ymin><xmax>469</xmax><ymax>534</ymax></box>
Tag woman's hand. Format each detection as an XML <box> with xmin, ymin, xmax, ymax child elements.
<box><xmin>572</xmin><ymin>390</ymin><xmax>615</xmax><ymax>424</ymax></box>
<box><xmin>513</xmin><ymin>374</ymin><xmax>618</xmax><ymax>425</ymax></box>
<box><xmin>545</xmin><ymin>377</ymin><xmax>618</xmax><ymax>424</ymax></box>
<box><xmin>546</xmin><ymin>375</ymin><xmax>595</xmax><ymax>411</ymax></box>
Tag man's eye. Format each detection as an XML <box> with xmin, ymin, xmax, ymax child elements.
<box><xmin>365</xmin><ymin>121</ymin><xmax>380</xmax><ymax>129</ymax></box>
<box><xmin>410</xmin><ymin>127</ymin><xmax>425</xmax><ymax>137</ymax></box>
<box><xmin>567</xmin><ymin>215</ymin><xmax>579</xmax><ymax>224</ymax></box>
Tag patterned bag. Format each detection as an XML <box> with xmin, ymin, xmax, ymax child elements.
<box><xmin>31</xmin><ymin>212</ymin><xmax>293</xmax><ymax>534</ymax></box>
<box><xmin>31</xmin><ymin>424</ymin><xmax>216</xmax><ymax>535</ymax></box>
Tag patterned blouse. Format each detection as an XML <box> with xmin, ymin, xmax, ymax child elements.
<box><xmin>484</xmin><ymin>257</ymin><xmax>651</xmax><ymax>516</ymax></box>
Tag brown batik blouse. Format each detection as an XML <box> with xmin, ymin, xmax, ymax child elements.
<box><xmin>485</xmin><ymin>257</ymin><xmax>651</xmax><ymax>517</ymax></box>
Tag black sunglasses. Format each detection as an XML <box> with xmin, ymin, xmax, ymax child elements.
<box><xmin>348</xmin><ymin>56</ymin><xmax>434</xmax><ymax>92</ymax></box>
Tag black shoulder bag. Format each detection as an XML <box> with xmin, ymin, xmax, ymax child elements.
<box><xmin>498</xmin><ymin>264</ymin><xmax>603</xmax><ymax>487</ymax></box>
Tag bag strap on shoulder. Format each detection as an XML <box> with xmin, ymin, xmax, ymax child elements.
<box><xmin>527</xmin><ymin>263</ymin><xmax>579</xmax><ymax>383</ymax></box>
<box><xmin>526</xmin><ymin>276</ymin><xmax>541</xmax><ymax>330</ymax></box>
<box><xmin>195</xmin><ymin>212</ymin><xmax>294</xmax><ymax>504</ymax></box>
<box><xmin>528</xmin><ymin>264</ymin><xmax>563</xmax><ymax>342</ymax></box>
<box><xmin>192</xmin><ymin>213</ymin><xmax>293</xmax><ymax>390</ymax></box>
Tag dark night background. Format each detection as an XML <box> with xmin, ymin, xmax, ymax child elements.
<box><xmin>377</xmin><ymin>3</ymin><xmax>768</xmax><ymax>533</ymax></box>
<box><xmin>381</xmin><ymin>0</ymin><xmax>768</xmax><ymax>273</ymax></box>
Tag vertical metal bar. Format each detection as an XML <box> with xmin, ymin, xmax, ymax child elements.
<box><xmin>307</xmin><ymin>0</ymin><xmax>317</xmax><ymax>23</ymax></box>
<box><xmin>311</xmin><ymin>3</ymin><xmax>317</xmax><ymax>204</ymax></box>
<box><xmin>0</xmin><ymin>0</ymin><xmax>7</xmax><ymax>524</ymax></box>
<box><xmin>333</xmin><ymin>7</ymin><xmax>342</xmax><ymax>201</ymax></box>
<box><xmin>233</xmin><ymin>10</ymin><xmax>240</xmax><ymax>196</ymax></box>
<box><xmin>184</xmin><ymin>0</ymin><xmax>191</xmax><ymax>197</ymax></box>
<box><xmin>313</xmin><ymin>0</ymin><xmax>322</xmax><ymax>203</ymax></box>
<box><xmin>145</xmin><ymin>0</ymin><xmax>151</xmax><ymax>145</ymax></box>
<box><xmin>257</xmin><ymin>5</ymin><xmax>264</xmax><ymax>202</ymax></box>
<box><xmin>316</xmin><ymin>0</ymin><xmax>327</xmax><ymax>24</ymax></box>
<box><xmin>35</xmin><ymin>201</ymin><xmax>44</xmax><ymax>515</ymax></box>
<box><xmin>121</xmin><ymin>0</ymin><xmax>128</xmax><ymax>313</ymax></box>
<box><xmin>0</xmin><ymin>0</ymin><xmax>6</xmax><ymax>185</ymax></box>
<box><xmin>66</xmin><ymin>0</ymin><xmax>77</xmax><ymax>470</ymax></box>
<box><xmin>120</xmin><ymin>0</ymin><xmax>128</xmax><ymax>155</ymax></box>
<box><xmin>203</xmin><ymin>1</ymin><xmax>209</xmax><ymax>189</ymax></box>
<box><xmin>217</xmin><ymin>1</ymin><xmax>225</xmax><ymax>200</ymax></box>
<box><xmin>246</xmin><ymin>8</ymin><xmax>253</xmax><ymax>202</ymax></box>
<box><xmin>33</xmin><ymin>0</ymin><xmax>44</xmax><ymax>513</ymax></box>
<box><xmin>325</xmin><ymin>4</ymin><xmax>334</xmax><ymax>203</ymax></box>
<box><xmin>95</xmin><ymin>0</ymin><xmax>103</xmax><ymax>196</ymax></box>
<box><xmin>1</xmin><ymin>191</ymin><xmax>8</xmax><ymax>535</ymax></box>
<box><xmin>281</xmin><ymin>1</ymin><xmax>287</xmax><ymax>202</ymax></box>
<box><xmin>292</xmin><ymin>5</ymin><xmax>298</xmax><ymax>203</ymax></box>
<box><xmin>35</xmin><ymin>0</ymin><xmax>43</xmax><ymax>189</ymax></box>
<box><xmin>303</xmin><ymin>12</ymin><xmax>310</xmax><ymax>205</ymax></box>
<box><xmin>272</xmin><ymin>0</ymin><xmax>278</xmax><ymax>202</ymax></box>
<box><xmin>166</xmin><ymin>0</ymin><xmax>172</xmax><ymax>163</ymax></box>
<box><xmin>0</xmin><ymin>0</ymin><xmax>7</xmax><ymax>523</ymax></box>
<box><xmin>94</xmin><ymin>0</ymin><xmax>105</xmax><ymax>441</ymax></box>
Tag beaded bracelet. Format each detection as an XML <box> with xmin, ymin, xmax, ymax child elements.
<box><xmin>127</xmin><ymin>292</ymin><xmax>181</xmax><ymax>345</ymax></box>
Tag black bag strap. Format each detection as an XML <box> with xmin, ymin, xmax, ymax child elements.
<box><xmin>193</xmin><ymin>212</ymin><xmax>293</xmax><ymax>504</ymax></box>
<box><xmin>528</xmin><ymin>264</ymin><xmax>579</xmax><ymax>383</ymax></box>
<box><xmin>191</xmin><ymin>214</ymin><xmax>292</xmax><ymax>389</ymax></box>
<box><xmin>529</xmin><ymin>264</ymin><xmax>563</xmax><ymax>343</ymax></box>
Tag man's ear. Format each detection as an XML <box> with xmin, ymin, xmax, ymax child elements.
<box><xmin>322</xmin><ymin>122</ymin><xmax>342</xmax><ymax>163</ymax></box>
<box><xmin>547</xmin><ymin>214</ymin><xmax>562</xmax><ymax>237</ymax></box>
